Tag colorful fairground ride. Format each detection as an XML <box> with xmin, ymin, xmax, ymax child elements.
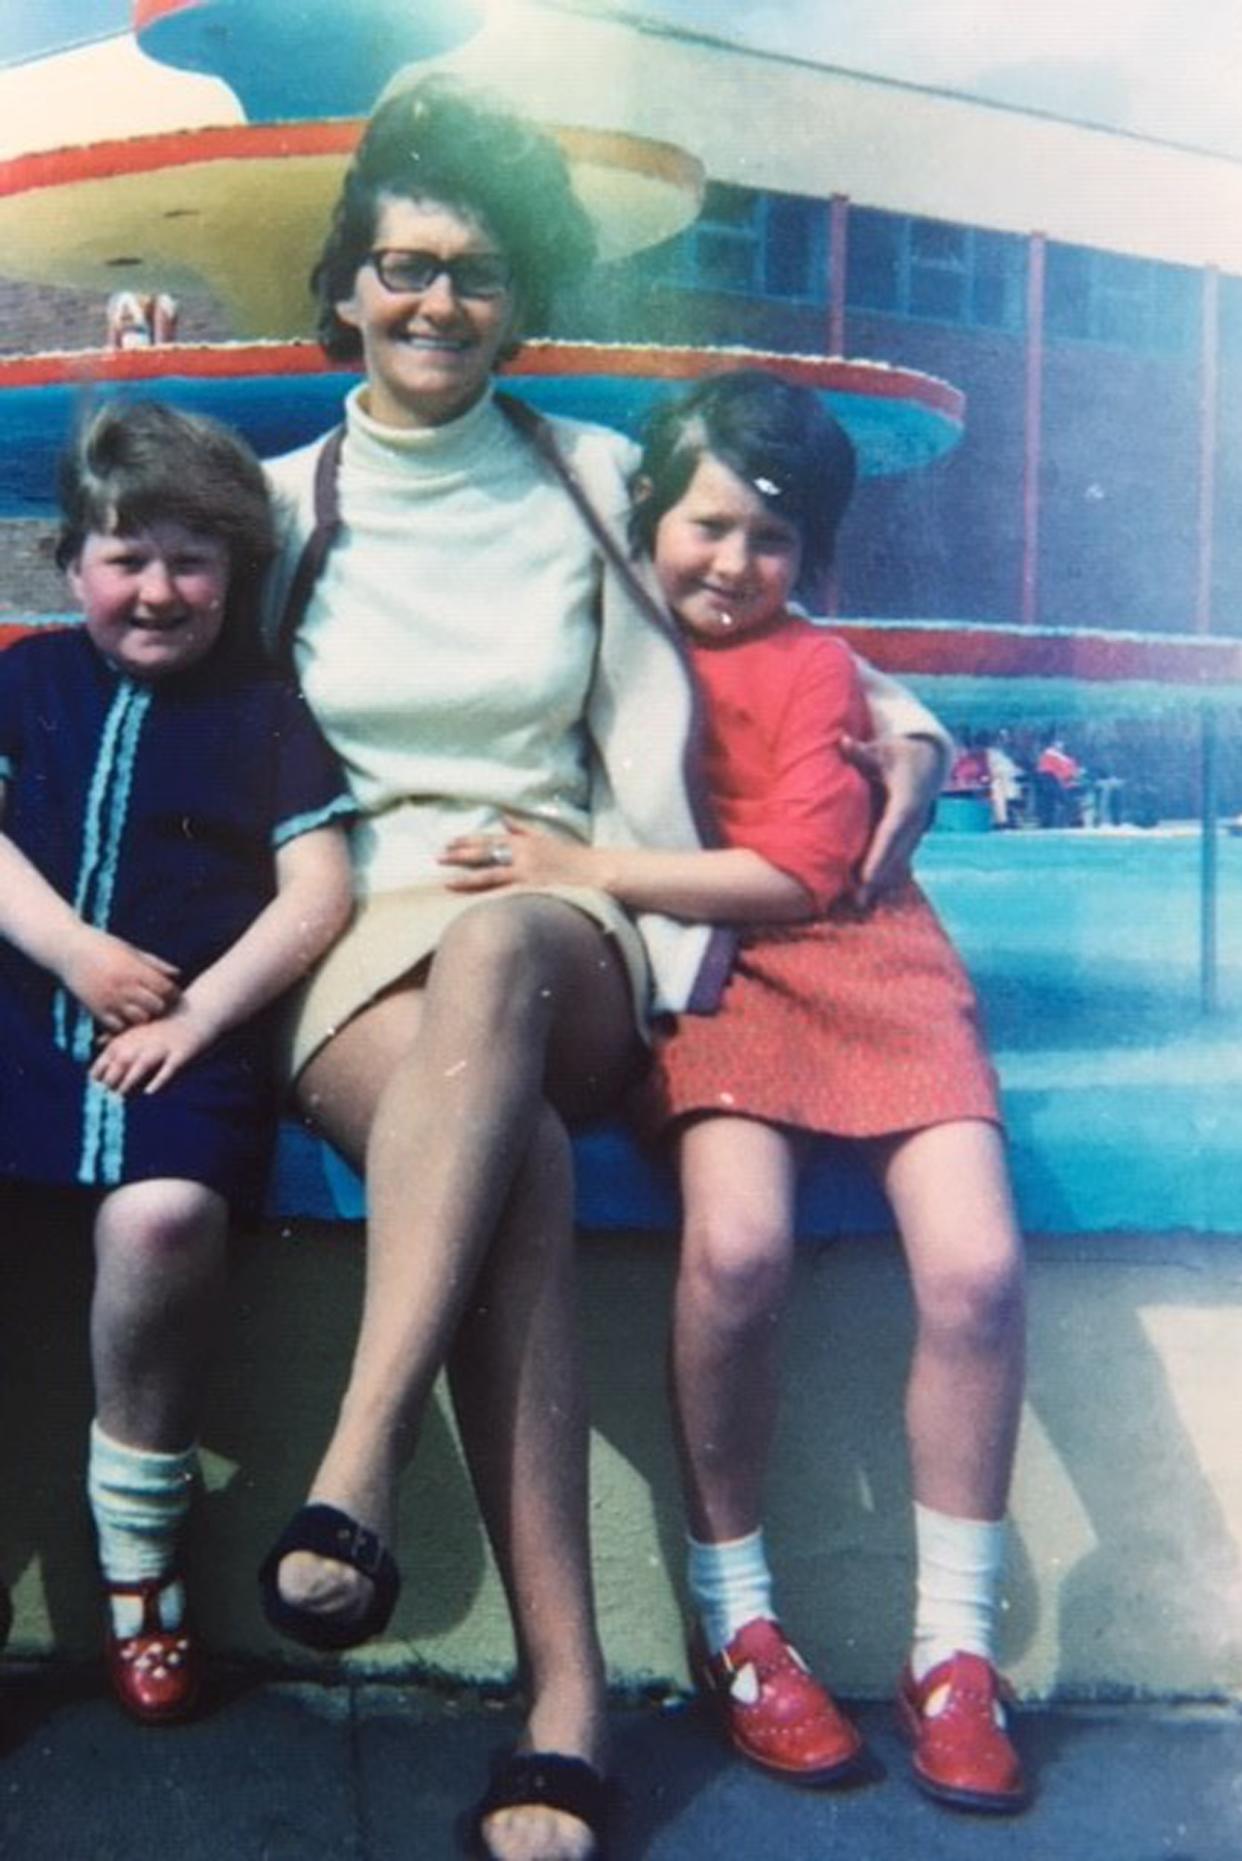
<box><xmin>2</xmin><ymin>0</ymin><xmax>1242</xmax><ymax>997</ymax></box>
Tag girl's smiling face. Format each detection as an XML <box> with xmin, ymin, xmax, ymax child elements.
<box><xmin>652</xmin><ymin>453</ymin><xmax>803</xmax><ymax>643</ymax></box>
<box><xmin>70</xmin><ymin>522</ymin><xmax>231</xmax><ymax>681</ymax></box>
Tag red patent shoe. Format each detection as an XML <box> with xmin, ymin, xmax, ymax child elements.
<box><xmin>690</xmin><ymin>1617</ymin><xmax>864</xmax><ymax>1786</ymax></box>
<box><xmin>896</xmin><ymin>1651</ymin><xmax>1028</xmax><ymax>1813</ymax></box>
<box><xmin>104</xmin><ymin>1575</ymin><xmax>200</xmax><ymax>1725</ymax></box>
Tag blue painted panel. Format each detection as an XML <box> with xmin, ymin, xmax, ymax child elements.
<box><xmin>266</xmin><ymin>833</ymin><xmax>1242</xmax><ymax>1236</ymax></box>
<box><xmin>138</xmin><ymin>0</ymin><xmax>483</xmax><ymax>122</ymax></box>
<box><xmin>0</xmin><ymin>369</ymin><xmax>952</xmax><ymax>517</ymax></box>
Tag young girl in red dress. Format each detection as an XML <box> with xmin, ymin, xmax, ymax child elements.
<box><xmin>442</xmin><ymin>370</ymin><xmax>1027</xmax><ymax>1814</ymax></box>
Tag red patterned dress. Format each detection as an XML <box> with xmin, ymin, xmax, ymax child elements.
<box><xmin>641</xmin><ymin>614</ymin><xmax>1001</xmax><ymax>1139</ymax></box>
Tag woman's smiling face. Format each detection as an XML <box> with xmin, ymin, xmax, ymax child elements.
<box><xmin>335</xmin><ymin>193</ymin><xmax>520</xmax><ymax>430</ymax></box>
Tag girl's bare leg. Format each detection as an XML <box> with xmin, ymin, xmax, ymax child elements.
<box><xmin>91</xmin><ymin>1178</ymin><xmax>229</xmax><ymax>1451</ymax></box>
<box><xmin>90</xmin><ymin>1178</ymin><xmax>228</xmax><ymax>1700</ymax></box>
<box><xmin>669</xmin><ymin>1117</ymin><xmax>798</xmax><ymax>1543</ymax></box>
<box><xmin>869</xmin><ymin>1119</ymin><xmax>1025</xmax><ymax>1520</ymax></box>
<box><xmin>668</xmin><ymin>1118</ymin><xmax>864</xmax><ymax>1791</ymax></box>
<box><xmin>872</xmin><ymin>1120</ymin><xmax>1027</xmax><ymax>1807</ymax></box>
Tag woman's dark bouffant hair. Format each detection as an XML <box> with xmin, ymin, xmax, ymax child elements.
<box><xmin>313</xmin><ymin>74</ymin><xmax>597</xmax><ymax>360</ymax></box>
<box><xmin>56</xmin><ymin>399</ymin><xmax>276</xmax><ymax>667</ymax></box>
<box><xmin>629</xmin><ymin>369</ymin><xmax>858</xmax><ymax>599</ymax></box>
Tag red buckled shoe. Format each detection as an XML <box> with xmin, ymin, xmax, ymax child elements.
<box><xmin>896</xmin><ymin>1651</ymin><xmax>1027</xmax><ymax>1813</ymax></box>
<box><xmin>104</xmin><ymin>1575</ymin><xmax>201</xmax><ymax>1725</ymax></box>
<box><xmin>690</xmin><ymin>1617</ymin><xmax>864</xmax><ymax>1786</ymax></box>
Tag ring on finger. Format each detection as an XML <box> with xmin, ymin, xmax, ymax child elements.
<box><xmin>489</xmin><ymin>843</ymin><xmax>513</xmax><ymax>867</ymax></box>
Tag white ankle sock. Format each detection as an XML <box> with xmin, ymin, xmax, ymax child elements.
<box><xmin>910</xmin><ymin>1501</ymin><xmax>1006</xmax><ymax>1682</ymax></box>
<box><xmin>88</xmin><ymin>1421</ymin><xmax>197</xmax><ymax>1635</ymax></box>
<box><xmin>687</xmin><ymin>1528</ymin><xmax>775</xmax><ymax>1656</ymax></box>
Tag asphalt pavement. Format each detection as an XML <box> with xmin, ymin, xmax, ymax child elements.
<box><xmin>1</xmin><ymin>1666</ymin><xmax>1239</xmax><ymax>1859</ymax></box>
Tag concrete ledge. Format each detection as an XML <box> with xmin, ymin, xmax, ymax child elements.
<box><xmin>4</xmin><ymin>1204</ymin><xmax>1241</xmax><ymax>1702</ymax></box>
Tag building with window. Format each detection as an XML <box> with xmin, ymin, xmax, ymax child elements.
<box><xmin>4</xmin><ymin>0</ymin><xmax>1242</xmax><ymax>647</ymax></box>
<box><xmin>432</xmin><ymin>0</ymin><xmax>1242</xmax><ymax>647</ymax></box>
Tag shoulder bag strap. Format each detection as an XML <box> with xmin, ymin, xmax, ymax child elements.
<box><xmin>271</xmin><ymin>424</ymin><xmax>346</xmax><ymax>671</ymax></box>
<box><xmin>494</xmin><ymin>391</ymin><xmax>672</xmax><ymax>635</ymax></box>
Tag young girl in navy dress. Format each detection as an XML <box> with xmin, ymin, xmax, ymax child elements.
<box><xmin>0</xmin><ymin>402</ymin><xmax>354</xmax><ymax>1720</ymax></box>
<box><xmin>442</xmin><ymin>371</ymin><xmax>1028</xmax><ymax>1814</ymax></box>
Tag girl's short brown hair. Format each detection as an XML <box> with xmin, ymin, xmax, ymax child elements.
<box><xmin>630</xmin><ymin>369</ymin><xmax>857</xmax><ymax>599</ymax></box>
<box><xmin>56</xmin><ymin>399</ymin><xmax>276</xmax><ymax>665</ymax></box>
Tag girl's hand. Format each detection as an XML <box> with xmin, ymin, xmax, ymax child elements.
<box><xmin>59</xmin><ymin>927</ymin><xmax>181</xmax><ymax>1030</ymax></box>
<box><xmin>90</xmin><ymin>999</ymin><xmax>213</xmax><ymax>1096</ymax></box>
<box><xmin>439</xmin><ymin>819</ymin><xmax>601</xmax><ymax>892</ymax></box>
<box><xmin>840</xmin><ymin>734</ymin><xmax>943</xmax><ymax>908</ymax></box>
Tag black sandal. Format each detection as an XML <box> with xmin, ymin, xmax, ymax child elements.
<box><xmin>467</xmin><ymin>1751</ymin><xmax>613</xmax><ymax>1860</ymax></box>
<box><xmin>257</xmin><ymin>1503</ymin><xmax>400</xmax><ymax>1651</ymax></box>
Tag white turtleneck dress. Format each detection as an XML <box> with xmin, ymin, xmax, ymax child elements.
<box><xmin>264</xmin><ymin>385</ymin><xmax>683</xmax><ymax>1072</ymax></box>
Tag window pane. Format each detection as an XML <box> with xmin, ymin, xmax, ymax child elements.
<box><xmin>1094</xmin><ymin>288</ymin><xmax>1150</xmax><ymax>347</ymax></box>
<box><xmin>765</xmin><ymin>195</ymin><xmax>821</xmax><ymax>299</ymax></box>
<box><xmin>1150</xmin><ymin>262</ymin><xmax>1198</xmax><ymax>355</ymax></box>
<box><xmin>1044</xmin><ymin>242</ymin><xmax>1195</xmax><ymax>352</ymax></box>
<box><xmin>909</xmin><ymin>265</ymin><xmax>967</xmax><ymax>320</ymax></box>
<box><xmin>910</xmin><ymin>217</ymin><xmax>967</xmax><ymax>267</ymax></box>
<box><xmin>700</xmin><ymin>182</ymin><xmax>757</xmax><ymax>230</ymax></box>
<box><xmin>694</xmin><ymin>229</ymin><xmax>757</xmax><ymax>292</ymax></box>
<box><xmin>1045</xmin><ymin>242</ymin><xmax>1092</xmax><ymax>337</ymax></box>
<box><xmin>1219</xmin><ymin>274</ymin><xmax>1242</xmax><ymax>357</ymax></box>
<box><xmin>972</xmin><ymin>267</ymin><xmax>1015</xmax><ymax>328</ymax></box>
<box><xmin>972</xmin><ymin>229</ymin><xmax>1026</xmax><ymax>330</ymax></box>
<box><xmin>847</xmin><ymin>208</ymin><xmax>901</xmax><ymax>310</ymax></box>
<box><xmin>1093</xmin><ymin>249</ymin><xmax>1149</xmax><ymax>301</ymax></box>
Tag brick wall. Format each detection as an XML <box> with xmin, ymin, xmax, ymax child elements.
<box><xmin>0</xmin><ymin>278</ymin><xmax>232</xmax><ymax>357</ymax></box>
<box><xmin>0</xmin><ymin>278</ymin><xmax>236</xmax><ymax>614</ymax></box>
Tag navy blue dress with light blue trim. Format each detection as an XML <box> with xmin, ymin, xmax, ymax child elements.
<box><xmin>0</xmin><ymin>629</ymin><xmax>354</xmax><ymax>1213</ymax></box>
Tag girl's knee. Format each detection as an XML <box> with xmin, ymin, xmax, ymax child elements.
<box><xmin>680</xmin><ymin>1209</ymin><xmax>791</xmax><ymax>1321</ymax></box>
<box><xmin>916</xmin><ymin>1245</ymin><xmax>1024</xmax><ymax>1349</ymax></box>
<box><xmin>96</xmin><ymin>1180</ymin><xmax>227</xmax><ymax>1262</ymax></box>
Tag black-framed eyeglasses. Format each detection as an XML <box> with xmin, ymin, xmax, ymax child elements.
<box><xmin>367</xmin><ymin>248</ymin><xmax>512</xmax><ymax>300</ymax></box>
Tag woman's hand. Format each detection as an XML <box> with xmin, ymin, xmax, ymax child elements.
<box><xmin>439</xmin><ymin>820</ymin><xmax>602</xmax><ymax>892</ymax></box>
<box><xmin>90</xmin><ymin>999</ymin><xmax>215</xmax><ymax>1096</ymax></box>
<box><xmin>58</xmin><ymin>926</ymin><xmax>181</xmax><ymax>1030</ymax></box>
<box><xmin>840</xmin><ymin>734</ymin><xmax>944</xmax><ymax>908</ymax></box>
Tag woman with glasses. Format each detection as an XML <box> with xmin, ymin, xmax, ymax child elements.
<box><xmin>256</xmin><ymin>75</ymin><xmax>948</xmax><ymax>1861</ymax></box>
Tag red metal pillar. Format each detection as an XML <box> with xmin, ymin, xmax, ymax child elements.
<box><xmin>823</xmin><ymin>193</ymin><xmax>850</xmax><ymax>616</ymax></box>
<box><xmin>1195</xmin><ymin>266</ymin><xmax>1222</xmax><ymax>1011</ymax></box>
<box><xmin>1019</xmin><ymin>231</ymin><xmax>1046</xmax><ymax>626</ymax></box>
<box><xmin>828</xmin><ymin>193</ymin><xmax>849</xmax><ymax>357</ymax></box>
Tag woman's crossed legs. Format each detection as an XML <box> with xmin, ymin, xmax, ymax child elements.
<box><xmin>275</xmin><ymin>897</ymin><xmax>639</xmax><ymax>1859</ymax></box>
